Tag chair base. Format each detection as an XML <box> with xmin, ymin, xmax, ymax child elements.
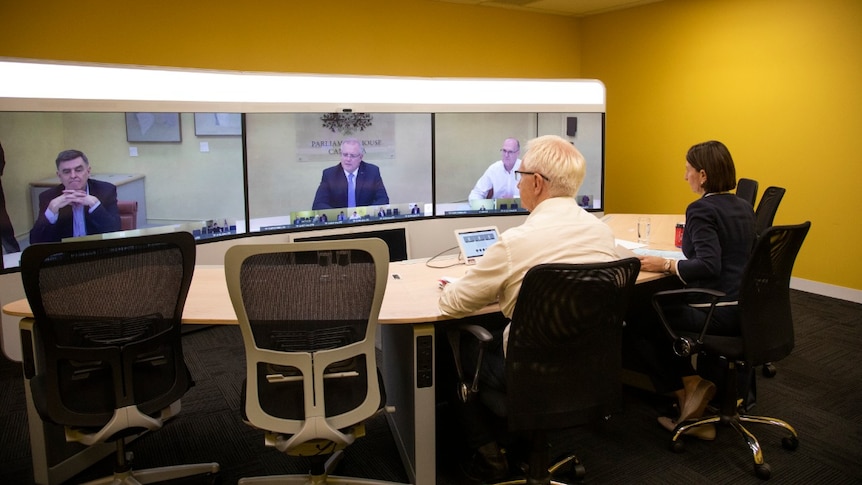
<box><xmin>77</xmin><ymin>426</ymin><xmax>219</xmax><ymax>485</ymax></box>
<box><xmin>81</xmin><ymin>462</ymin><xmax>220</xmax><ymax>485</ymax></box>
<box><xmin>238</xmin><ymin>451</ymin><xmax>406</xmax><ymax>485</ymax></box>
<box><xmin>670</xmin><ymin>405</ymin><xmax>799</xmax><ymax>480</ymax></box>
<box><xmin>493</xmin><ymin>453</ymin><xmax>586</xmax><ymax>485</ymax></box>
<box><xmin>239</xmin><ymin>476</ymin><xmax>404</xmax><ymax>485</ymax></box>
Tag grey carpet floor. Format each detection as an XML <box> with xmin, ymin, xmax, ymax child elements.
<box><xmin>1</xmin><ymin>289</ymin><xmax>860</xmax><ymax>484</ymax></box>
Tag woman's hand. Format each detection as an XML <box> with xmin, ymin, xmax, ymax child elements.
<box><xmin>639</xmin><ymin>255</ymin><xmax>668</xmax><ymax>273</ymax></box>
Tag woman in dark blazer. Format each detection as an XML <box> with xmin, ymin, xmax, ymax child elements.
<box><xmin>635</xmin><ymin>140</ymin><xmax>756</xmax><ymax>437</ymax></box>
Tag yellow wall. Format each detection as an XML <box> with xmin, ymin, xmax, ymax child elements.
<box><xmin>0</xmin><ymin>0</ymin><xmax>580</xmax><ymax>78</ymax></box>
<box><xmin>2</xmin><ymin>0</ymin><xmax>860</xmax><ymax>291</ymax></box>
<box><xmin>581</xmin><ymin>0</ymin><xmax>862</xmax><ymax>290</ymax></box>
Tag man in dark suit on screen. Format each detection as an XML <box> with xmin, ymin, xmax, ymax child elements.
<box><xmin>30</xmin><ymin>149</ymin><xmax>121</xmax><ymax>244</ymax></box>
<box><xmin>311</xmin><ymin>138</ymin><xmax>389</xmax><ymax>210</ymax></box>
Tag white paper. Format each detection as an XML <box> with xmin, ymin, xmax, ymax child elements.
<box><xmin>615</xmin><ymin>238</ymin><xmax>645</xmax><ymax>250</ymax></box>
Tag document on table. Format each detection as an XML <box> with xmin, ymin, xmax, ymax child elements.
<box><xmin>614</xmin><ymin>239</ymin><xmax>685</xmax><ymax>260</ymax></box>
<box><xmin>615</xmin><ymin>239</ymin><xmax>643</xmax><ymax>259</ymax></box>
<box><xmin>632</xmin><ymin>248</ymin><xmax>686</xmax><ymax>260</ymax></box>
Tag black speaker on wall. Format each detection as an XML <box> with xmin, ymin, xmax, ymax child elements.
<box><xmin>566</xmin><ymin>117</ymin><xmax>578</xmax><ymax>136</ymax></box>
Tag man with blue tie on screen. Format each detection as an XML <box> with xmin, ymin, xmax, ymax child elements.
<box><xmin>311</xmin><ymin>138</ymin><xmax>389</xmax><ymax>210</ymax></box>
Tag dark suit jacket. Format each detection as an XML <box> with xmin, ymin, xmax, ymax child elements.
<box><xmin>311</xmin><ymin>161</ymin><xmax>389</xmax><ymax>210</ymax></box>
<box><xmin>29</xmin><ymin>178</ymin><xmax>121</xmax><ymax>244</ymax></box>
<box><xmin>679</xmin><ymin>193</ymin><xmax>756</xmax><ymax>302</ymax></box>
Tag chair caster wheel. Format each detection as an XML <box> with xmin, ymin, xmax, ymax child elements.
<box><xmin>551</xmin><ymin>454</ymin><xmax>585</xmax><ymax>481</ymax></box>
<box><xmin>573</xmin><ymin>462</ymin><xmax>586</xmax><ymax>480</ymax></box>
<box><xmin>754</xmin><ymin>462</ymin><xmax>771</xmax><ymax>479</ymax></box>
<box><xmin>670</xmin><ymin>440</ymin><xmax>685</xmax><ymax>453</ymax></box>
<box><xmin>762</xmin><ymin>363</ymin><xmax>777</xmax><ymax>378</ymax></box>
<box><xmin>782</xmin><ymin>435</ymin><xmax>799</xmax><ymax>450</ymax></box>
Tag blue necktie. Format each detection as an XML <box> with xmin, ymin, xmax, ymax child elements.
<box><xmin>347</xmin><ymin>173</ymin><xmax>356</xmax><ymax>208</ymax></box>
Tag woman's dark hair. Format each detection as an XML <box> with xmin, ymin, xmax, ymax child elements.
<box><xmin>686</xmin><ymin>140</ymin><xmax>737</xmax><ymax>193</ymax></box>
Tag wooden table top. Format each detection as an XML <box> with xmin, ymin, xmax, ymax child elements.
<box><xmin>3</xmin><ymin>214</ymin><xmax>683</xmax><ymax>324</ymax></box>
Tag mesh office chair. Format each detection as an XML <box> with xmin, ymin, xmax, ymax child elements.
<box><xmin>19</xmin><ymin>232</ymin><xmax>219</xmax><ymax>485</ymax></box>
<box><xmin>736</xmin><ymin>178</ymin><xmax>759</xmax><ymax>208</ymax></box>
<box><xmin>448</xmin><ymin>258</ymin><xmax>641</xmax><ymax>484</ymax></box>
<box><xmin>225</xmin><ymin>238</ymin><xmax>404</xmax><ymax>485</ymax></box>
<box><xmin>651</xmin><ymin>222</ymin><xmax>810</xmax><ymax>480</ymax></box>
<box><xmin>755</xmin><ymin>186</ymin><xmax>786</xmax><ymax>237</ymax></box>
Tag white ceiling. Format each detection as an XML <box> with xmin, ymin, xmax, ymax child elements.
<box><xmin>432</xmin><ymin>0</ymin><xmax>664</xmax><ymax>17</ymax></box>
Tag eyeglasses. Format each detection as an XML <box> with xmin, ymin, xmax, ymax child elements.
<box><xmin>515</xmin><ymin>170</ymin><xmax>550</xmax><ymax>182</ymax></box>
<box><xmin>500</xmin><ymin>149</ymin><xmax>519</xmax><ymax>155</ymax></box>
<box><xmin>341</xmin><ymin>152</ymin><xmax>362</xmax><ymax>159</ymax></box>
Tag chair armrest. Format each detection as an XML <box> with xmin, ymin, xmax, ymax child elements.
<box><xmin>446</xmin><ymin>323</ymin><xmax>493</xmax><ymax>403</ymax></box>
<box><xmin>452</xmin><ymin>323</ymin><xmax>493</xmax><ymax>342</ymax></box>
<box><xmin>651</xmin><ymin>288</ymin><xmax>725</xmax><ymax>357</ymax></box>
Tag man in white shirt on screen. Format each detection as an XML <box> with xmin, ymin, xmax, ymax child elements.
<box><xmin>439</xmin><ymin>135</ymin><xmax>618</xmax><ymax>482</ymax></box>
<box><xmin>467</xmin><ymin>138</ymin><xmax>521</xmax><ymax>201</ymax></box>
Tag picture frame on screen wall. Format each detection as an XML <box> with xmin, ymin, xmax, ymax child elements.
<box><xmin>194</xmin><ymin>112</ymin><xmax>242</xmax><ymax>136</ymax></box>
<box><xmin>125</xmin><ymin>112</ymin><xmax>182</xmax><ymax>142</ymax></box>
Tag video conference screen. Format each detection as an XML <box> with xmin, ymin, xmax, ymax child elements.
<box><xmin>0</xmin><ymin>110</ymin><xmax>604</xmax><ymax>271</ymax></box>
<box><xmin>244</xmin><ymin>113</ymin><xmax>433</xmax><ymax>232</ymax></box>
<box><xmin>434</xmin><ymin>112</ymin><xmax>605</xmax><ymax>215</ymax></box>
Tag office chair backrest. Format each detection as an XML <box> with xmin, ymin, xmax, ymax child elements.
<box><xmin>739</xmin><ymin>222</ymin><xmax>810</xmax><ymax>365</ymax></box>
<box><xmin>736</xmin><ymin>178</ymin><xmax>759</xmax><ymax>207</ymax></box>
<box><xmin>755</xmin><ymin>186</ymin><xmax>786</xmax><ymax>235</ymax></box>
<box><xmin>225</xmin><ymin>238</ymin><xmax>389</xmax><ymax>453</ymax></box>
<box><xmin>505</xmin><ymin>258</ymin><xmax>641</xmax><ymax>432</ymax></box>
<box><xmin>20</xmin><ymin>232</ymin><xmax>196</xmax><ymax>431</ymax></box>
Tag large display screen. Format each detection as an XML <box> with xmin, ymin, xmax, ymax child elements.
<box><xmin>434</xmin><ymin>112</ymin><xmax>605</xmax><ymax>216</ymax></box>
<box><xmin>244</xmin><ymin>113</ymin><xmax>433</xmax><ymax>232</ymax></box>
<box><xmin>0</xmin><ymin>110</ymin><xmax>603</xmax><ymax>271</ymax></box>
<box><xmin>0</xmin><ymin>111</ymin><xmax>246</xmax><ymax>270</ymax></box>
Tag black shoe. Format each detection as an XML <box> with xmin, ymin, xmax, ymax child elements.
<box><xmin>461</xmin><ymin>441</ymin><xmax>509</xmax><ymax>483</ymax></box>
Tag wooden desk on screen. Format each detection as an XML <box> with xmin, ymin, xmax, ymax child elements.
<box><xmin>2</xmin><ymin>214</ymin><xmax>683</xmax><ymax>485</ymax></box>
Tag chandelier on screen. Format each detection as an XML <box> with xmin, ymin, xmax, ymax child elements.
<box><xmin>320</xmin><ymin>112</ymin><xmax>374</xmax><ymax>135</ymax></box>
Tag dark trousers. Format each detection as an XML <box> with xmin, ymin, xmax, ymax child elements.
<box><xmin>445</xmin><ymin>313</ymin><xmax>510</xmax><ymax>450</ymax></box>
<box><xmin>622</xmin><ymin>280</ymin><xmax>741</xmax><ymax>395</ymax></box>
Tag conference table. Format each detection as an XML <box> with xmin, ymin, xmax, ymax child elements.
<box><xmin>3</xmin><ymin>213</ymin><xmax>683</xmax><ymax>485</ymax></box>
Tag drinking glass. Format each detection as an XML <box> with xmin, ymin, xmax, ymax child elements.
<box><xmin>637</xmin><ymin>216</ymin><xmax>651</xmax><ymax>244</ymax></box>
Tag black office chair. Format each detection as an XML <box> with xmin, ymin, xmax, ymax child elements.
<box><xmin>755</xmin><ymin>186</ymin><xmax>786</xmax><ymax>237</ymax></box>
<box><xmin>448</xmin><ymin>258</ymin><xmax>641</xmax><ymax>484</ymax></box>
<box><xmin>753</xmin><ymin>185</ymin><xmax>787</xmax><ymax>378</ymax></box>
<box><xmin>224</xmin><ymin>238</ymin><xmax>405</xmax><ymax>485</ymax></box>
<box><xmin>19</xmin><ymin>232</ymin><xmax>219</xmax><ymax>485</ymax></box>
<box><xmin>736</xmin><ymin>178</ymin><xmax>759</xmax><ymax>208</ymax></box>
<box><xmin>651</xmin><ymin>222</ymin><xmax>810</xmax><ymax>480</ymax></box>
